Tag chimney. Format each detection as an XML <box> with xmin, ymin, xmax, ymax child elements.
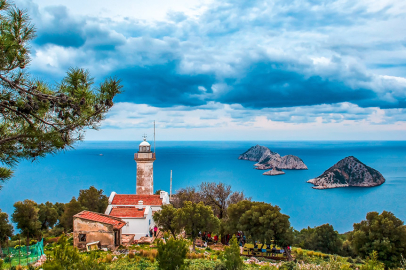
<box><xmin>138</xmin><ymin>200</ymin><xmax>143</xmax><ymax>210</ymax></box>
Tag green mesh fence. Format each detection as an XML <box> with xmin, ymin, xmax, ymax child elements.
<box><xmin>1</xmin><ymin>239</ymin><xmax>44</xmax><ymax>267</ymax></box>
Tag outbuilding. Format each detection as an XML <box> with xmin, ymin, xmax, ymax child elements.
<box><xmin>73</xmin><ymin>210</ymin><xmax>126</xmax><ymax>250</ymax></box>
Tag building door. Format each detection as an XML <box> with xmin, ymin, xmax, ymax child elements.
<box><xmin>114</xmin><ymin>231</ymin><xmax>120</xmax><ymax>246</ymax></box>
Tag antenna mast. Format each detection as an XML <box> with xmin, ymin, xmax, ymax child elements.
<box><xmin>170</xmin><ymin>170</ymin><xmax>172</xmax><ymax>201</ymax></box>
<box><xmin>154</xmin><ymin>120</ymin><xmax>156</xmax><ymax>153</ymax></box>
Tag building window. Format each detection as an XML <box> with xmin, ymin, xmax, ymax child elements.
<box><xmin>79</xmin><ymin>234</ymin><xmax>86</xmax><ymax>242</ymax></box>
<box><xmin>149</xmin><ymin>219</ymin><xmax>151</xmax><ymax>225</ymax></box>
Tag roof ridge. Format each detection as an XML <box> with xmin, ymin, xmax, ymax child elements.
<box><xmin>74</xmin><ymin>210</ymin><xmax>126</xmax><ymax>229</ymax></box>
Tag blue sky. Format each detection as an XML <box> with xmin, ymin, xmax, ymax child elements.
<box><xmin>16</xmin><ymin>0</ymin><xmax>406</xmax><ymax>140</ymax></box>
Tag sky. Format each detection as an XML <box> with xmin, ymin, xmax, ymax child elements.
<box><xmin>14</xmin><ymin>0</ymin><xmax>406</xmax><ymax>140</ymax></box>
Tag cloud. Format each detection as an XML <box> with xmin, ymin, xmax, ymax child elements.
<box><xmin>13</xmin><ymin>0</ymin><xmax>406</xmax><ymax>132</ymax></box>
<box><xmin>35</xmin><ymin>6</ymin><xmax>86</xmax><ymax>48</ymax></box>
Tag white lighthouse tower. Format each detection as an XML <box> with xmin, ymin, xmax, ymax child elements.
<box><xmin>134</xmin><ymin>136</ymin><xmax>156</xmax><ymax>195</ymax></box>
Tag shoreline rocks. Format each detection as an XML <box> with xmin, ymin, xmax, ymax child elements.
<box><xmin>307</xmin><ymin>156</ymin><xmax>385</xmax><ymax>189</ymax></box>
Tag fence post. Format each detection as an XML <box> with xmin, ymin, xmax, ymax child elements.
<box><xmin>8</xmin><ymin>245</ymin><xmax>11</xmax><ymax>269</ymax></box>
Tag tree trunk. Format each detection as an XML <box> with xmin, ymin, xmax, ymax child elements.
<box><xmin>0</xmin><ymin>242</ymin><xmax>3</xmax><ymax>257</ymax></box>
<box><xmin>171</xmin><ymin>230</ymin><xmax>177</xmax><ymax>239</ymax></box>
<box><xmin>285</xmin><ymin>247</ymin><xmax>293</xmax><ymax>261</ymax></box>
<box><xmin>192</xmin><ymin>238</ymin><xmax>196</xmax><ymax>252</ymax></box>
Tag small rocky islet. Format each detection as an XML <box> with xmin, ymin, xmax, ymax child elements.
<box><xmin>307</xmin><ymin>156</ymin><xmax>385</xmax><ymax>189</ymax></box>
<box><xmin>238</xmin><ymin>145</ymin><xmax>307</xmax><ymax>176</ymax></box>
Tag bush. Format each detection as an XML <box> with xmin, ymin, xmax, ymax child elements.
<box><xmin>223</xmin><ymin>236</ymin><xmax>243</xmax><ymax>270</ymax></box>
<box><xmin>42</xmin><ymin>236</ymin><xmax>107</xmax><ymax>270</ymax></box>
<box><xmin>105</xmin><ymin>254</ymin><xmax>113</xmax><ymax>263</ymax></box>
<box><xmin>360</xmin><ymin>251</ymin><xmax>385</xmax><ymax>270</ymax></box>
<box><xmin>45</xmin><ymin>237</ymin><xmax>60</xmax><ymax>245</ymax></box>
<box><xmin>279</xmin><ymin>261</ymin><xmax>296</xmax><ymax>270</ymax></box>
<box><xmin>0</xmin><ymin>259</ymin><xmax>3</xmax><ymax>270</ymax></box>
<box><xmin>156</xmin><ymin>238</ymin><xmax>188</xmax><ymax>270</ymax></box>
<box><xmin>184</xmin><ymin>259</ymin><xmax>226</xmax><ymax>270</ymax></box>
<box><xmin>128</xmin><ymin>252</ymin><xmax>135</xmax><ymax>259</ymax></box>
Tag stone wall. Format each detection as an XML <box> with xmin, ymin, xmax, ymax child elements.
<box><xmin>73</xmin><ymin>218</ymin><xmax>117</xmax><ymax>250</ymax></box>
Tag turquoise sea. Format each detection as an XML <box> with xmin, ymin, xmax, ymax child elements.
<box><xmin>1</xmin><ymin>141</ymin><xmax>405</xmax><ymax>233</ymax></box>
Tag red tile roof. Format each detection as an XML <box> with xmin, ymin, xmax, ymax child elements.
<box><xmin>74</xmin><ymin>211</ymin><xmax>126</xmax><ymax>229</ymax></box>
<box><xmin>110</xmin><ymin>207</ymin><xmax>146</xmax><ymax>218</ymax></box>
<box><xmin>112</xmin><ymin>194</ymin><xmax>163</xmax><ymax>206</ymax></box>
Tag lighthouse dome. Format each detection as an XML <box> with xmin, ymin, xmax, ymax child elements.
<box><xmin>140</xmin><ymin>140</ymin><xmax>150</xmax><ymax>146</ymax></box>
<box><xmin>139</xmin><ymin>137</ymin><xmax>151</xmax><ymax>152</ymax></box>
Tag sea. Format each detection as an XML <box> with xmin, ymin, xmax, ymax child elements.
<box><xmin>1</xmin><ymin>141</ymin><xmax>405</xmax><ymax>233</ymax></box>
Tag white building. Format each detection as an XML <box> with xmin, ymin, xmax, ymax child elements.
<box><xmin>105</xmin><ymin>137</ymin><xmax>170</xmax><ymax>240</ymax></box>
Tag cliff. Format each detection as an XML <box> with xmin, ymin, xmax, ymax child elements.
<box><xmin>239</xmin><ymin>145</ymin><xmax>307</xmax><ymax>170</ymax></box>
<box><xmin>307</xmin><ymin>156</ymin><xmax>385</xmax><ymax>189</ymax></box>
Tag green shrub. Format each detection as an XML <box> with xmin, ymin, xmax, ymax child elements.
<box><xmin>223</xmin><ymin>236</ymin><xmax>243</xmax><ymax>270</ymax></box>
<box><xmin>307</xmin><ymin>251</ymin><xmax>314</xmax><ymax>257</ymax></box>
<box><xmin>156</xmin><ymin>238</ymin><xmax>188</xmax><ymax>270</ymax></box>
<box><xmin>360</xmin><ymin>251</ymin><xmax>385</xmax><ymax>270</ymax></box>
<box><xmin>259</xmin><ymin>266</ymin><xmax>278</xmax><ymax>270</ymax></box>
<box><xmin>0</xmin><ymin>259</ymin><xmax>3</xmax><ymax>270</ymax></box>
<box><xmin>279</xmin><ymin>261</ymin><xmax>297</xmax><ymax>270</ymax></box>
<box><xmin>184</xmin><ymin>259</ymin><xmax>226</xmax><ymax>270</ymax></box>
<box><xmin>355</xmin><ymin>256</ymin><xmax>364</xmax><ymax>264</ymax></box>
<box><xmin>105</xmin><ymin>254</ymin><xmax>113</xmax><ymax>263</ymax></box>
<box><xmin>42</xmin><ymin>236</ymin><xmax>106</xmax><ymax>270</ymax></box>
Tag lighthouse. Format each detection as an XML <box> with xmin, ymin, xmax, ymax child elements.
<box><xmin>134</xmin><ymin>136</ymin><xmax>156</xmax><ymax>195</ymax></box>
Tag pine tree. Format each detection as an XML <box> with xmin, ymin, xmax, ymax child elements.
<box><xmin>11</xmin><ymin>200</ymin><xmax>41</xmax><ymax>251</ymax></box>
<box><xmin>153</xmin><ymin>204</ymin><xmax>181</xmax><ymax>239</ymax></box>
<box><xmin>78</xmin><ymin>186</ymin><xmax>108</xmax><ymax>213</ymax></box>
<box><xmin>60</xmin><ymin>197</ymin><xmax>84</xmax><ymax>232</ymax></box>
<box><xmin>0</xmin><ymin>0</ymin><xmax>122</xmax><ymax>189</ymax></box>
<box><xmin>0</xmin><ymin>209</ymin><xmax>13</xmax><ymax>255</ymax></box>
<box><xmin>175</xmin><ymin>201</ymin><xmax>220</xmax><ymax>251</ymax></box>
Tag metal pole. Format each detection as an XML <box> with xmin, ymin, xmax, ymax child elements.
<box><xmin>19</xmin><ymin>236</ymin><xmax>20</xmax><ymax>267</ymax></box>
<box><xmin>154</xmin><ymin>120</ymin><xmax>156</xmax><ymax>153</ymax></box>
<box><xmin>170</xmin><ymin>170</ymin><xmax>172</xmax><ymax>201</ymax></box>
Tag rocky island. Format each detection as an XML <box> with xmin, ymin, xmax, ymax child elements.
<box><xmin>263</xmin><ymin>168</ymin><xmax>285</xmax><ymax>176</ymax></box>
<box><xmin>307</xmin><ymin>156</ymin><xmax>385</xmax><ymax>189</ymax></box>
<box><xmin>239</xmin><ymin>145</ymin><xmax>307</xmax><ymax>175</ymax></box>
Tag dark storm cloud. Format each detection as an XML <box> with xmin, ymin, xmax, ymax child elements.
<box><xmin>216</xmin><ymin>62</ymin><xmax>376</xmax><ymax>108</ymax></box>
<box><xmin>113</xmin><ymin>61</ymin><xmax>216</xmax><ymax>107</ymax></box>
